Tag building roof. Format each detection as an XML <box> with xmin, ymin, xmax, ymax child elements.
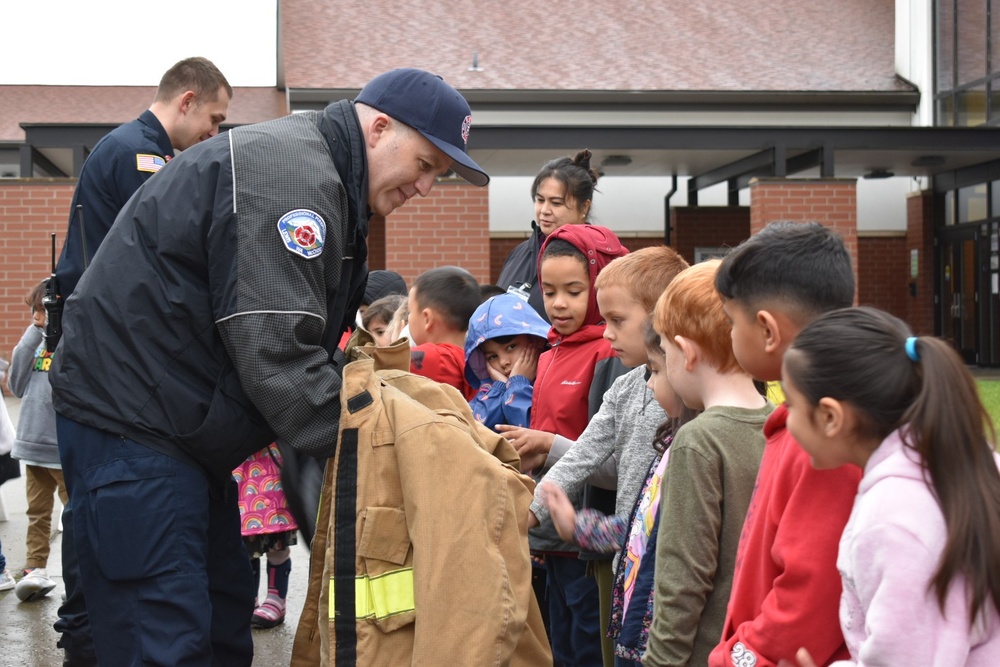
<box><xmin>0</xmin><ymin>86</ymin><xmax>287</xmax><ymax>142</ymax></box>
<box><xmin>280</xmin><ymin>0</ymin><xmax>910</xmax><ymax>94</ymax></box>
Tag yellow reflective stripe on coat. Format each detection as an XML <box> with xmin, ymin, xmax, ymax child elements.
<box><xmin>329</xmin><ymin>568</ymin><xmax>415</xmax><ymax>619</ymax></box>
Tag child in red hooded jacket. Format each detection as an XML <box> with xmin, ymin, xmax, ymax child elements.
<box><xmin>500</xmin><ymin>223</ymin><xmax>628</xmax><ymax>667</ymax></box>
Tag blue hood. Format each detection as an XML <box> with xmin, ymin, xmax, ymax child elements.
<box><xmin>464</xmin><ymin>293</ymin><xmax>551</xmax><ymax>387</ymax></box>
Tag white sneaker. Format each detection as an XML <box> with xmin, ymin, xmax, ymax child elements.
<box><xmin>0</xmin><ymin>569</ymin><xmax>14</xmax><ymax>591</ymax></box>
<box><xmin>14</xmin><ymin>567</ymin><xmax>56</xmax><ymax>602</ymax></box>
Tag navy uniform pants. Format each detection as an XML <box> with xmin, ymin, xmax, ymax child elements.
<box><xmin>57</xmin><ymin>415</ymin><xmax>254</xmax><ymax>667</ymax></box>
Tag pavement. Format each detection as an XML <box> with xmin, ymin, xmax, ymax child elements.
<box><xmin>0</xmin><ymin>394</ymin><xmax>311</xmax><ymax>667</ymax></box>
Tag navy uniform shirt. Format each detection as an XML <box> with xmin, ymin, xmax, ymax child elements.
<box><xmin>56</xmin><ymin>109</ymin><xmax>174</xmax><ymax>298</ymax></box>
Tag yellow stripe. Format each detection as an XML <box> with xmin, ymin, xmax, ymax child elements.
<box><xmin>329</xmin><ymin>568</ymin><xmax>415</xmax><ymax>619</ymax></box>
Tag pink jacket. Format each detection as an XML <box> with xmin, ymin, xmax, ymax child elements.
<box><xmin>832</xmin><ymin>429</ymin><xmax>1000</xmax><ymax>666</ymax></box>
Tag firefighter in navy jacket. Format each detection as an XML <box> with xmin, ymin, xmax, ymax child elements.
<box><xmin>49</xmin><ymin>68</ymin><xmax>489</xmax><ymax>666</ymax></box>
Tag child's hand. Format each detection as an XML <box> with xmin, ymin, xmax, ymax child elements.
<box><xmin>496</xmin><ymin>425</ymin><xmax>554</xmax><ymax>473</ymax></box>
<box><xmin>526</xmin><ymin>509</ymin><xmax>539</xmax><ymax>529</ymax></box>
<box><xmin>539</xmin><ymin>481</ymin><xmax>576</xmax><ymax>543</ymax></box>
<box><xmin>777</xmin><ymin>649</ymin><xmax>817</xmax><ymax>667</ymax></box>
<box><xmin>486</xmin><ymin>361</ymin><xmax>509</xmax><ymax>384</ymax></box>
<box><xmin>509</xmin><ymin>344</ymin><xmax>540</xmax><ymax>383</ymax></box>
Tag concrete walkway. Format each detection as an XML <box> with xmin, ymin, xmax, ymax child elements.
<box><xmin>0</xmin><ymin>395</ymin><xmax>311</xmax><ymax>667</ymax></box>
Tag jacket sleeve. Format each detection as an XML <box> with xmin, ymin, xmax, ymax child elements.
<box><xmin>499</xmin><ymin>374</ymin><xmax>534</xmax><ymax>428</ymax></box>
<box><xmin>213</xmin><ymin>146</ymin><xmax>356</xmax><ymax>459</ymax></box>
<box><xmin>397</xmin><ymin>416</ymin><xmax>540</xmax><ymax>665</ymax></box>
<box><xmin>715</xmin><ymin>458</ymin><xmax>860</xmax><ymax>667</ymax></box>
<box><xmin>469</xmin><ymin>381</ymin><xmax>508</xmax><ymax>429</ymax></box>
<box><xmin>643</xmin><ymin>441</ymin><xmax>723</xmax><ymax>666</ymax></box>
<box><xmin>540</xmin><ymin>434</ymin><xmax>572</xmax><ymax>473</ymax></box>
<box><xmin>530</xmin><ymin>377</ymin><xmax>620</xmax><ymax>522</ymax></box>
<box><xmin>573</xmin><ymin>507</ymin><xmax>628</xmax><ymax>553</ymax></box>
<box><xmin>109</xmin><ymin>135</ymin><xmax>159</xmax><ymax>214</ymax></box>
<box><xmin>845</xmin><ymin>522</ymin><xmax>978</xmax><ymax>666</ymax></box>
<box><xmin>8</xmin><ymin>325</ymin><xmax>43</xmax><ymax>399</ymax></box>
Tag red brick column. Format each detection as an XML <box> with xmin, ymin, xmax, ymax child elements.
<box><xmin>383</xmin><ymin>180</ymin><xmax>490</xmax><ymax>287</ymax></box>
<box><xmin>749</xmin><ymin>178</ymin><xmax>858</xmax><ymax>301</ymax></box>
<box><xmin>905</xmin><ymin>190</ymin><xmax>936</xmax><ymax>335</ymax></box>
<box><xmin>857</xmin><ymin>233</ymin><xmax>907</xmax><ymax>319</ymax></box>
<box><xmin>671</xmin><ymin>206</ymin><xmax>751</xmax><ymax>264</ymax></box>
<box><xmin>0</xmin><ymin>180</ymin><xmax>76</xmax><ymax>383</ymax></box>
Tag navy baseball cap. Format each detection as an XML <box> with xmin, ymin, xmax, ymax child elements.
<box><xmin>356</xmin><ymin>68</ymin><xmax>489</xmax><ymax>187</ymax></box>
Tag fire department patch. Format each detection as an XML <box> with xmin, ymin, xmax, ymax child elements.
<box><xmin>461</xmin><ymin>115</ymin><xmax>472</xmax><ymax>146</ymax></box>
<box><xmin>277</xmin><ymin>209</ymin><xmax>326</xmax><ymax>259</ymax></box>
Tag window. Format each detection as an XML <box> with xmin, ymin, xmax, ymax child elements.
<box><xmin>936</xmin><ymin>0</ymin><xmax>1000</xmax><ymax>127</ymax></box>
<box><xmin>959</xmin><ymin>183</ymin><xmax>989</xmax><ymax>222</ymax></box>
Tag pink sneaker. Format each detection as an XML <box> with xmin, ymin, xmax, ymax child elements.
<box><xmin>251</xmin><ymin>596</ymin><xmax>286</xmax><ymax>629</ymax></box>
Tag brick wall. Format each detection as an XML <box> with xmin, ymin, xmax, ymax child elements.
<box><xmin>490</xmin><ymin>235</ymin><xmax>526</xmax><ymax>285</ymax></box>
<box><xmin>749</xmin><ymin>178</ymin><xmax>859</xmax><ymax>300</ymax></box>
<box><xmin>0</xmin><ymin>181</ymin><xmax>75</xmax><ymax>375</ymax></box>
<box><xmin>383</xmin><ymin>180</ymin><xmax>490</xmax><ymax>286</ymax></box>
<box><xmin>367</xmin><ymin>214</ymin><xmax>386</xmax><ymax>271</ymax></box>
<box><xmin>857</xmin><ymin>233</ymin><xmax>908</xmax><ymax>319</ymax></box>
<box><xmin>0</xmin><ymin>178</ymin><xmax>941</xmax><ymax>373</ymax></box>
<box><xmin>671</xmin><ymin>207</ymin><xmax>751</xmax><ymax>264</ymax></box>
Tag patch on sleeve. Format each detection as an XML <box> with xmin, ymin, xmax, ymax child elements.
<box><xmin>277</xmin><ymin>209</ymin><xmax>326</xmax><ymax>259</ymax></box>
<box><xmin>136</xmin><ymin>154</ymin><xmax>166</xmax><ymax>173</ymax></box>
<box><xmin>731</xmin><ymin>643</ymin><xmax>757</xmax><ymax>667</ymax></box>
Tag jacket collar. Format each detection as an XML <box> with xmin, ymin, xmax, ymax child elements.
<box><xmin>319</xmin><ymin>100</ymin><xmax>371</xmax><ymax>245</ymax></box>
<box><xmin>138</xmin><ymin>109</ymin><xmax>174</xmax><ymax>158</ymax></box>
<box><xmin>547</xmin><ymin>322</ymin><xmax>606</xmax><ymax>347</ymax></box>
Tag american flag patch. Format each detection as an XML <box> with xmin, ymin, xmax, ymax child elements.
<box><xmin>136</xmin><ymin>154</ymin><xmax>165</xmax><ymax>173</ymax></box>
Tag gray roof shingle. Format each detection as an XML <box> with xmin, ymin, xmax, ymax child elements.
<box><xmin>280</xmin><ymin>0</ymin><xmax>908</xmax><ymax>93</ymax></box>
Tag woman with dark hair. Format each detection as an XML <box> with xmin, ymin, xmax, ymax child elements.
<box><xmin>497</xmin><ymin>149</ymin><xmax>599</xmax><ymax>320</ymax></box>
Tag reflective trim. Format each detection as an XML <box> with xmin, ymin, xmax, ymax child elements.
<box><xmin>330</xmin><ymin>568</ymin><xmax>415</xmax><ymax>619</ymax></box>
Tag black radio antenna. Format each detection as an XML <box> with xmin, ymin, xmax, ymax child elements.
<box><xmin>77</xmin><ymin>204</ymin><xmax>90</xmax><ymax>271</ymax></box>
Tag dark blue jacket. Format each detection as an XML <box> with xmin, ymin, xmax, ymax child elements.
<box><xmin>56</xmin><ymin>110</ymin><xmax>174</xmax><ymax>298</ymax></box>
<box><xmin>51</xmin><ymin>101</ymin><xmax>370</xmax><ymax>481</ymax></box>
<box><xmin>496</xmin><ymin>221</ymin><xmax>547</xmax><ymax>321</ymax></box>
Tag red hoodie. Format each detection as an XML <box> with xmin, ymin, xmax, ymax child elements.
<box><xmin>530</xmin><ymin>323</ymin><xmax>615</xmax><ymax>440</ymax></box>
<box><xmin>530</xmin><ymin>224</ymin><xmax>628</xmax><ymax>440</ymax></box>
<box><xmin>709</xmin><ymin>404</ymin><xmax>861</xmax><ymax>667</ymax></box>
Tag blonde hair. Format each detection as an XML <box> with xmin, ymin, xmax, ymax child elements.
<box><xmin>595</xmin><ymin>245</ymin><xmax>689</xmax><ymax>312</ymax></box>
<box><xmin>655</xmin><ymin>259</ymin><xmax>740</xmax><ymax>373</ymax></box>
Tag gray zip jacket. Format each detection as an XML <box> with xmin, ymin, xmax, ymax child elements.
<box><xmin>9</xmin><ymin>324</ymin><xmax>60</xmax><ymax>466</ymax></box>
<box><xmin>530</xmin><ymin>365</ymin><xmax>664</xmax><ymax>524</ymax></box>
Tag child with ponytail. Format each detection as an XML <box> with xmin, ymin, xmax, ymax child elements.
<box><xmin>781</xmin><ymin>307</ymin><xmax>1000</xmax><ymax>666</ymax></box>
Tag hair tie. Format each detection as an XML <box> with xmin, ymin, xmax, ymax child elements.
<box><xmin>905</xmin><ymin>336</ymin><xmax>920</xmax><ymax>362</ymax></box>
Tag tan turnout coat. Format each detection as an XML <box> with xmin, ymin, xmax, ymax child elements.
<box><xmin>291</xmin><ymin>337</ymin><xmax>552</xmax><ymax>666</ymax></box>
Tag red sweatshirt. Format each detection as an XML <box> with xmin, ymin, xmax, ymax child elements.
<box><xmin>530</xmin><ymin>323</ymin><xmax>615</xmax><ymax>441</ymax></box>
<box><xmin>410</xmin><ymin>342</ymin><xmax>476</xmax><ymax>401</ymax></box>
<box><xmin>709</xmin><ymin>404</ymin><xmax>861</xmax><ymax>667</ymax></box>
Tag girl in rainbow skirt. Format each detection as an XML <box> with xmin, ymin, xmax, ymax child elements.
<box><xmin>233</xmin><ymin>442</ymin><xmax>298</xmax><ymax>628</ymax></box>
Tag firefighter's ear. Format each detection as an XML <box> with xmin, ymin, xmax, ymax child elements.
<box><xmin>364</xmin><ymin>113</ymin><xmax>391</xmax><ymax>150</ymax></box>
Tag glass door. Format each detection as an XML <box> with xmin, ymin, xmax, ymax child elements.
<box><xmin>939</xmin><ymin>227</ymin><xmax>979</xmax><ymax>364</ymax></box>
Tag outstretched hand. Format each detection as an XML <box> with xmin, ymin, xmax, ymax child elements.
<box><xmin>539</xmin><ymin>481</ymin><xmax>576</xmax><ymax>543</ymax></box>
<box><xmin>496</xmin><ymin>424</ymin><xmax>554</xmax><ymax>473</ymax></box>
<box><xmin>777</xmin><ymin>648</ymin><xmax>818</xmax><ymax>667</ymax></box>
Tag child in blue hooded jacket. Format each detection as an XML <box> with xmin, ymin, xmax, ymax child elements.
<box><xmin>465</xmin><ymin>293</ymin><xmax>550</xmax><ymax>431</ymax></box>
